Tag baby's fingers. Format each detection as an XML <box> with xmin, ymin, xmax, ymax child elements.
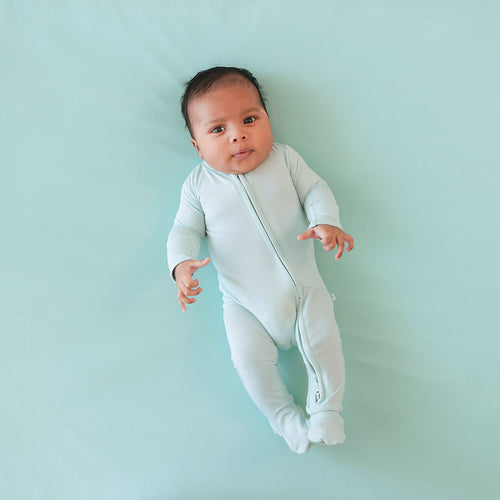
<box><xmin>177</xmin><ymin>288</ymin><xmax>200</xmax><ymax>312</ymax></box>
<box><xmin>322</xmin><ymin>236</ymin><xmax>336</xmax><ymax>252</ymax></box>
<box><xmin>334</xmin><ymin>237</ymin><xmax>346</xmax><ymax>260</ymax></box>
<box><xmin>345</xmin><ymin>234</ymin><xmax>355</xmax><ymax>252</ymax></box>
<box><xmin>180</xmin><ymin>280</ymin><xmax>203</xmax><ymax>297</ymax></box>
<box><xmin>190</xmin><ymin>257</ymin><xmax>210</xmax><ymax>272</ymax></box>
<box><xmin>186</xmin><ymin>286</ymin><xmax>203</xmax><ymax>297</ymax></box>
<box><xmin>183</xmin><ymin>277</ymin><xmax>199</xmax><ymax>289</ymax></box>
<box><xmin>297</xmin><ymin>227</ymin><xmax>319</xmax><ymax>241</ymax></box>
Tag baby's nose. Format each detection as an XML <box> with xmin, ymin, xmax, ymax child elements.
<box><xmin>232</xmin><ymin>130</ymin><xmax>247</xmax><ymax>141</ymax></box>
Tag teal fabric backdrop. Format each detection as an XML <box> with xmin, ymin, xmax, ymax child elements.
<box><xmin>1</xmin><ymin>1</ymin><xmax>499</xmax><ymax>498</ymax></box>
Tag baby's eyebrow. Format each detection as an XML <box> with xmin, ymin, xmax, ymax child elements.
<box><xmin>240</xmin><ymin>107</ymin><xmax>263</xmax><ymax>116</ymax></box>
<box><xmin>204</xmin><ymin>117</ymin><xmax>225</xmax><ymax>127</ymax></box>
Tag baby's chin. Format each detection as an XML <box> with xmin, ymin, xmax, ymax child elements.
<box><xmin>229</xmin><ymin>164</ymin><xmax>262</xmax><ymax>175</ymax></box>
<box><xmin>212</xmin><ymin>160</ymin><xmax>264</xmax><ymax>175</ymax></box>
<box><xmin>231</xmin><ymin>164</ymin><xmax>265</xmax><ymax>175</ymax></box>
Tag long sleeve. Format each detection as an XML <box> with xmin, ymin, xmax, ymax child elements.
<box><xmin>283</xmin><ymin>145</ymin><xmax>342</xmax><ymax>229</ymax></box>
<box><xmin>166</xmin><ymin>174</ymin><xmax>206</xmax><ymax>280</ymax></box>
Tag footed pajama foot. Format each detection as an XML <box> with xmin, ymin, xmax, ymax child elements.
<box><xmin>308</xmin><ymin>411</ymin><xmax>345</xmax><ymax>445</ymax></box>
<box><xmin>275</xmin><ymin>403</ymin><xmax>311</xmax><ymax>454</ymax></box>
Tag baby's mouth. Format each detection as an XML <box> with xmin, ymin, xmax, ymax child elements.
<box><xmin>233</xmin><ymin>149</ymin><xmax>252</xmax><ymax>158</ymax></box>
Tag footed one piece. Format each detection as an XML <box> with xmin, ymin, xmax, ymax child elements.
<box><xmin>167</xmin><ymin>143</ymin><xmax>346</xmax><ymax>453</ymax></box>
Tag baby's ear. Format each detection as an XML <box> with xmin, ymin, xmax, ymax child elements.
<box><xmin>190</xmin><ymin>138</ymin><xmax>203</xmax><ymax>159</ymax></box>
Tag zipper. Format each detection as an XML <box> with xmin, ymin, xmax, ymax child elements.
<box><xmin>236</xmin><ymin>175</ymin><xmax>301</xmax><ymax>300</ymax></box>
<box><xmin>296</xmin><ymin>311</ymin><xmax>323</xmax><ymax>407</ymax></box>
<box><xmin>236</xmin><ymin>174</ymin><xmax>323</xmax><ymax>405</ymax></box>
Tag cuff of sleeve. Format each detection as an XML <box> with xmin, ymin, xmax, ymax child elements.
<box><xmin>308</xmin><ymin>217</ymin><xmax>342</xmax><ymax>230</ymax></box>
<box><xmin>168</xmin><ymin>256</ymin><xmax>194</xmax><ymax>283</ymax></box>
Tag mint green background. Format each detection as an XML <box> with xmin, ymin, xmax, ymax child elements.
<box><xmin>1</xmin><ymin>1</ymin><xmax>499</xmax><ymax>499</ymax></box>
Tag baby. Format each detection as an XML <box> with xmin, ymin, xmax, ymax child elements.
<box><xmin>167</xmin><ymin>66</ymin><xmax>354</xmax><ymax>454</ymax></box>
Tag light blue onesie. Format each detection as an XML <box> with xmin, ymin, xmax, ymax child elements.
<box><xmin>167</xmin><ymin>143</ymin><xmax>346</xmax><ymax>453</ymax></box>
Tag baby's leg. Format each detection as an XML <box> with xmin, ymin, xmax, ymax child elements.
<box><xmin>223</xmin><ymin>301</ymin><xmax>311</xmax><ymax>454</ymax></box>
<box><xmin>298</xmin><ymin>287</ymin><xmax>346</xmax><ymax>445</ymax></box>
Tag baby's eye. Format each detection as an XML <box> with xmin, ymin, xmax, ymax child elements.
<box><xmin>210</xmin><ymin>126</ymin><xmax>225</xmax><ymax>134</ymax></box>
<box><xmin>244</xmin><ymin>116</ymin><xmax>256</xmax><ymax>124</ymax></box>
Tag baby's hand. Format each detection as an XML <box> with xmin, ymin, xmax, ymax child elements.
<box><xmin>297</xmin><ymin>225</ymin><xmax>354</xmax><ymax>260</ymax></box>
<box><xmin>173</xmin><ymin>258</ymin><xmax>210</xmax><ymax>312</ymax></box>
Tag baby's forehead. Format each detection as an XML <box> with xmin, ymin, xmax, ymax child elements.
<box><xmin>190</xmin><ymin>77</ymin><xmax>255</xmax><ymax>105</ymax></box>
<box><xmin>214</xmin><ymin>74</ymin><xmax>252</xmax><ymax>89</ymax></box>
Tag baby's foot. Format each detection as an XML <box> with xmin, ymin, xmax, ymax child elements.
<box><xmin>275</xmin><ymin>403</ymin><xmax>312</xmax><ymax>454</ymax></box>
<box><xmin>308</xmin><ymin>411</ymin><xmax>345</xmax><ymax>445</ymax></box>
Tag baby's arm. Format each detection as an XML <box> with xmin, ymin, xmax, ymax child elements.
<box><xmin>283</xmin><ymin>145</ymin><xmax>354</xmax><ymax>259</ymax></box>
<box><xmin>167</xmin><ymin>173</ymin><xmax>208</xmax><ymax>311</ymax></box>
<box><xmin>297</xmin><ymin>225</ymin><xmax>354</xmax><ymax>260</ymax></box>
<box><xmin>174</xmin><ymin>258</ymin><xmax>210</xmax><ymax>312</ymax></box>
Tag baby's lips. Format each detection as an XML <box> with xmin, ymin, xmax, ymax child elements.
<box><xmin>233</xmin><ymin>149</ymin><xmax>252</xmax><ymax>158</ymax></box>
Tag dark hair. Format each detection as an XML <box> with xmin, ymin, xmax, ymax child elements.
<box><xmin>181</xmin><ymin>66</ymin><xmax>267</xmax><ymax>136</ymax></box>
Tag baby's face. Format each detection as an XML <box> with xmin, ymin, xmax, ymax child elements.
<box><xmin>188</xmin><ymin>83</ymin><xmax>273</xmax><ymax>175</ymax></box>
